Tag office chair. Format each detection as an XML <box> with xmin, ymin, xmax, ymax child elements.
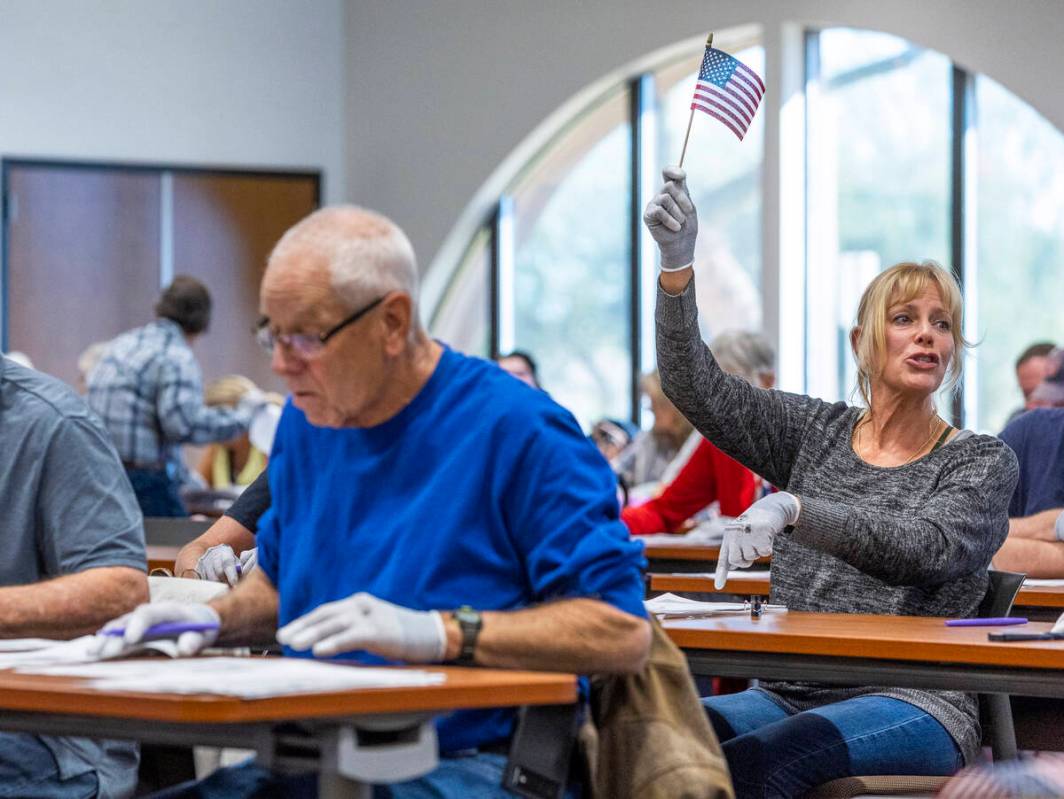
<box><xmin>805</xmin><ymin>569</ymin><xmax>1025</xmax><ymax>799</ymax></box>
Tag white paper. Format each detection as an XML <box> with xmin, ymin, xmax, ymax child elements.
<box><xmin>0</xmin><ymin>638</ymin><xmax>66</xmax><ymax>652</ymax></box>
<box><xmin>644</xmin><ymin>593</ymin><xmax>748</xmax><ymax>617</ymax></box>
<box><xmin>18</xmin><ymin>656</ymin><xmax>445</xmax><ymax>697</ymax></box>
<box><xmin>1022</xmin><ymin>578</ymin><xmax>1064</xmax><ymax>587</ymax></box>
<box><xmin>0</xmin><ymin>635</ymin><xmax>179</xmax><ymax>669</ymax></box>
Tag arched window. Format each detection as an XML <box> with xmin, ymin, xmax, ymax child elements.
<box><xmin>428</xmin><ymin>24</ymin><xmax>1064</xmax><ymax>434</ymax></box>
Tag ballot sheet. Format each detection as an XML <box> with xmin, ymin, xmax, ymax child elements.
<box><xmin>16</xmin><ymin>656</ymin><xmax>446</xmax><ymax>697</ymax></box>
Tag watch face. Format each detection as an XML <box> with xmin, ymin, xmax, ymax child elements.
<box><xmin>456</xmin><ymin>606</ymin><xmax>482</xmax><ymax>627</ymax></box>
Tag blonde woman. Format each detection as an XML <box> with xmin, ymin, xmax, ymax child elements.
<box><xmin>196</xmin><ymin>375</ymin><xmax>276</xmax><ymax>490</ymax></box>
<box><xmin>645</xmin><ymin>167</ymin><xmax>1017</xmax><ymax>796</ymax></box>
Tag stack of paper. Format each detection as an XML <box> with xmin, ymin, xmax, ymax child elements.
<box><xmin>644</xmin><ymin>593</ymin><xmax>748</xmax><ymax>618</ymax></box>
<box><xmin>18</xmin><ymin>657</ymin><xmax>445</xmax><ymax>697</ymax></box>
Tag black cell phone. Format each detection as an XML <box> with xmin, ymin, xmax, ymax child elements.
<box><xmin>987</xmin><ymin>631</ymin><xmax>1064</xmax><ymax>641</ymax></box>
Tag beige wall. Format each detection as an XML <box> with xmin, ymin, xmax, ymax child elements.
<box><xmin>344</xmin><ymin>0</ymin><xmax>1064</xmax><ymax>279</ymax></box>
<box><xmin>0</xmin><ymin>0</ymin><xmax>345</xmax><ymax>201</ymax></box>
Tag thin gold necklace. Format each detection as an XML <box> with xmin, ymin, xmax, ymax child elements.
<box><xmin>855</xmin><ymin>412</ymin><xmax>943</xmax><ymax>466</ymax></box>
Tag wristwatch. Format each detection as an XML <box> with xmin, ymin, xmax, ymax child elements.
<box><xmin>452</xmin><ymin>605</ymin><xmax>483</xmax><ymax>664</ymax></box>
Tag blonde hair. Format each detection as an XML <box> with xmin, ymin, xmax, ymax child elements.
<box><xmin>205</xmin><ymin>375</ymin><xmax>257</xmax><ymax>407</ymax></box>
<box><xmin>640</xmin><ymin>370</ymin><xmax>694</xmax><ymax>444</ymax></box>
<box><xmin>851</xmin><ymin>260</ymin><xmax>969</xmax><ymax>408</ymax></box>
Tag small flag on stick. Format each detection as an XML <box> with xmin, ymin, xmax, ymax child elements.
<box><xmin>691</xmin><ymin>44</ymin><xmax>765</xmax><ymax>141</ymax></box>
<box><xmin>678</xmin><ymin>34</ymin><xmax>766</xmax><ymax>167</ymax></box>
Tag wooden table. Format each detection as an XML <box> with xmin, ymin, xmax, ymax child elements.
<box><xmin>1015</xmin><ymin>583</ymin><xmax>1064</xmax><ymax>609</ymax></box>
<box><xmin>639</xmin><ymin>541</ymin><xmax>769</xmax><ymax>573</ymax></box>
<box><xmin>146</xmin><ymin>545</ymin><xmax>181</xmax><ymax>573</ymax></box>
<box><xmin>650</xmin><ymin>572</ymin><xmax>770</xmax><ymax>596</ymax></box>
<box><xmin>664</xmin><ymin>611</ymin><xmax>1064</xmax><ymax>759</ymax></box>
<box><xmin>0</xmin><ymin>663</ymin><xmax>576</xmax><ymax>797</ymax></box>
<box><xmin>649</xmin><ymin>573</ymin><xmax>1064</xmax><ymax>611</ymax></box>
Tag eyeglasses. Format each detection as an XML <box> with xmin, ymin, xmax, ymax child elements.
<box><xmin>255</xmin><ymin>295</ymin><xmax>385</xmax><ymax>359</ymax></box>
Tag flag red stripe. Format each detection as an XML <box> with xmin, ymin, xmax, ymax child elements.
<box><xmin>694</xmin><ymin>86</ymin><xmax>752</xmax><ymax>125</ymax></box>
<box><xmin>701</xmin><ymin>78</ymin><xmax>755</xmax><ymax>120</ymax></box>
<box><xmin>731</xmin><ymin>69</ymin><xmax>763</xmax><ymax>102</ymax></box>
<box><xmin>690</xmin><ymin>100</ymin><xmax>746</xmax><ymax>140</ymax></box>
<box><xmin>694</xmin><ymin>86</ymin><xmax>752</xmax><ymax>127</ymax></box>
<box><xmin>691</xmin><ymin>94</ymin><xmax>749</xmax><ymax>137</ymax></box>
<box><xmin>736</xmin><ymin>60</ymin><xmax>766</xmax><ymax>94</ymax></box>
<box><xmin>728</xmin><ymin>73</ymin><xmax>762</xmax><ymax>113</ymax></box>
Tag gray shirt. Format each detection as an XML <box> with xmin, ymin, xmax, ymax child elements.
<box><xmin>1</xmin><ymin>357</ymin><xmax>146</xmax><ymax>798</ymax></box>
<box><xmin>657</xmin><ymin>283</ymin><xmax>1018</xmax><ymax>764</ymax></box>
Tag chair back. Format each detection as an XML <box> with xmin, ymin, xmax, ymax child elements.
<box><xmin>977</xmin><ymin>569</ymin><xmax>1025</xmax><ymax>617</ymax></box>
<box><xmin>143</xmin><ymin>516</ymin><xmax>213</xmax><ymax>546</ymax></box>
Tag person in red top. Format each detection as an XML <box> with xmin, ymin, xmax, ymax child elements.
<box><xmin>621</xmin><ymin>330</ymin><xmax>775</xmax><ymax>534</ymax></box>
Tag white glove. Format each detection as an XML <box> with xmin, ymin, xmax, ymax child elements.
<box><xmin>1054</xmin><ymin>510</ymin><xmax>1064</xmax><ymax>542</ymax></box>
<box><xmin>1051</xmin><ymin>609</ymin><xmax>1064</xmax><ymax>634</ymax></box>
<box><xmin>91</xmin><ymin>601</ymin><xmax>221</xmax><ymax>659</ymax></box>
<box><xmin>239</xmin><ymin>547</ymin><xmax>258</xmax><ymax>575</ymax></box>
<box><xmin>196</xmin><ymin>544</ymin><xmax>242</xmax><ymax>586</ymax></box>
<box><xmin>715</xmin><ymin>492</ymin><xmax>801</xmax><ymax>589</ymax></box>
<box><xmin>643</xmin><ymin>166</ymin><xmax>698</xmax><ymax>271</ymax></box>
<box><xmin>276</xmin><ymin>592</ymin><xmax>447</xmax><ymax>661</ymax></box>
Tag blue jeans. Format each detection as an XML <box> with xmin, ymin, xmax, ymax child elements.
<box><xmin>0</xmin><ymin>733</ymin><xmax>98</xmax><ymax>799</ymax></box>
<box><xmin>703</xmin><ymin>689</ymin><xmax>963</xmax><ymax>799</ymax></box>
<box><xmin>147</xmin><ymin>751</ymin><xmax>579</xmax><ymax>798</ymax></box>
<box><xmin>126</xmin><ymin>467</ymin><xmax>186</xmax><ymax>517</ymax></box>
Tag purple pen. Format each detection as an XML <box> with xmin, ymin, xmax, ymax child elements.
<box><xmin>945</xmin><ymin>617</ymin><xmax>1027</xmax><ymax>627</ymax></box>
<box><xmin>102</xmin><ymin>622</ymin><xmax>219</xmax><ymax>638</ymax></box>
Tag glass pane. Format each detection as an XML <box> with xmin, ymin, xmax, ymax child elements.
<box><xmin>429</xmin><ymin>229</ymin><xmax>491</xmax><ymax>357</ymax></box>
<box><xmin>510</xmin><ymin>87</ymin><xmax>631</xmax><ymax>430</ymax></box>
<box><xmin>807</xmin><ymin>29</ymin><xmax>952</xmax><ymax>403</ymax></box>
<box><xmin>974</xmin><ymin>76</ymin><xmax>1064</xmax><ymax>432</ymax></box>
<box><xmin>655</xmin><ymin>40</ymin><xmax>764</xmax><ymax>348</ymax></box>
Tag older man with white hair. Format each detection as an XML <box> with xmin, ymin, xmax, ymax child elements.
<box><xmin>98</xmin><ymin>205</ymin><xmax>650</xmax><ymax>798</ymax></box>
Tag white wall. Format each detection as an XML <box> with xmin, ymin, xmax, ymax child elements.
<box><xmin>0</xmin><ymin>0</ymin><xmax>346</xmax><ymax>200</ymax></box>
<box><xmin>344</xmin><ymin>0</ymin><xmax>1064</xmax><ymax>276</ymax></box>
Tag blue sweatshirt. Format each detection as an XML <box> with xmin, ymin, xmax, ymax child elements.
<box><xmin>257</xmin><ymin>345</ymin><xmax>646</xmax><ymax>752</ymax></box>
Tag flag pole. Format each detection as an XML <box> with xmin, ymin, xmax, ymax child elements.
<box><xmin>678</xmin><ymin>32</ymin><xmax>713</xmax><ymax>169</ymax></box>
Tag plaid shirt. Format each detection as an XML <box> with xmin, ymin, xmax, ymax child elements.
<box><xmin>87</xmin><ymin>319</ymin><xmax>252</xmax><ymax>482</ymax></box>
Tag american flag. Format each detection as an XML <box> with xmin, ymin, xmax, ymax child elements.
<box><xmin>690</xmin><ymin>47</ymin><xmax>765</xmax><ymax>141</ymax></box>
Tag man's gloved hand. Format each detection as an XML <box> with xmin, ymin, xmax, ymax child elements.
<box><xmin>91</xmin><ymin>602</ymin><xmax>221</xmax><ymax>659</ymax></box>
<box><xmin>642</xmin><ymin>166</ymin><xmax>698</xmax><ymax>271</ymax></box>
<box><xmin>714</xmin><ymin>492</ymin><xmax>802</xmax><ymax>589</ymax></box>
<box><xmin>239</xmin><ymin>547</ymin><xmax>258</xmax><ymax>576</ymax></box>
<box><xmin>276</xmin><ymin>592</ymin><xmax>446</xmax><ymax>661</ymax></box>
<box><xmin>196</xmin><ymin>544</ymin><xmax>242</xmax><ymax>586</ymax></box>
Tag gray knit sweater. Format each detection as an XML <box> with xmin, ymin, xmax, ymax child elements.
<box><xmin>657</xmin><ymin>281</ymin><xmax>1018</xmax><ymax>764</ymax></box>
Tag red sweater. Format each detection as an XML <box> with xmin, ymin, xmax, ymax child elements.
<box><xmin>621</xmin><ymin>437</ymin><xmax>758</xmax><ymax>534</ymax></box>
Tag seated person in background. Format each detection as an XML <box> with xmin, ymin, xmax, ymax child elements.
<box><xmin>621</xmin><ymin>330</ymin><xmax>775</xmax><ymax>535</ymax></box>
<box><xmin>76</xmin><ymin>341</ymin><xmax>110</xmax><ymax>394</ymax></box>
<box><xmin>993</xmin><ymin>350</ymin><xmax>1064</xmax><ymax>577</ymax></box>
<box><xmin>496</xmin><ymin>349</ymin><xmax>541</xmax><ymax>389</ymax></box>
<box><xmin>87</xmin><ymin>277</ymin><xmax>263</xmax><ymax>517</ymax></box>
<box><xmin>0</xmin><ymin>354</ymin><xmax>148</xmax><ymax>798</ymax></box>
<box><xmin>1005</xmin><ymin>340</ymin><xmax>1056</xmax><ymax>424</ymax></box>
<box><xmin>195</xmin><ymin>375</ymin><xmax>280</xmax><ymax>491</ymax></box>
<box><xmin>646</xmin><ymin>168</ymin><xmax>1016</xmax><ymax>795</ymax></box>
<box><xmin>174</xmin><ymin>470</ymin><xmax>270</xmax><ymax>585</ymax></box>
<box><xmin>612</xmin><ymin>370</ymin><xmax>695</xmax><ymax>491</ymax></box>
<box><xmin>590</xmin><ymin>417</ymin><xmax>636</xmax><ymax>462</ymax></box>
<box><xmin>97</xmin><ymin>205</ymin><xmax>650</xmax><ymax>798</ymax></box>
